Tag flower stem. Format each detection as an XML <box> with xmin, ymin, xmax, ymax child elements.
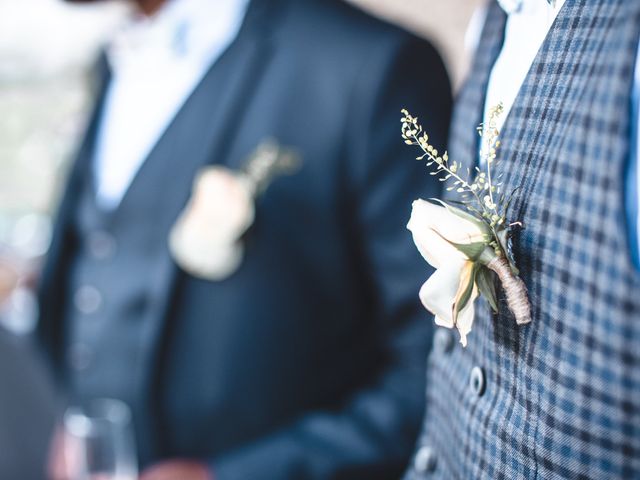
<box><xmin>486</xmin><ymin>256</ymin><xmax>532</xmax><ymax>325</ymax></box>
<box><xmin>409</xmin><ymin>132</ymin><xmax>489</xmax><ymax>216</ymax></box>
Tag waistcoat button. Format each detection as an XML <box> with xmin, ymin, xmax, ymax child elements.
<box><xmin>74</xmin><ymin>285</ymin><xmax>103</xmax><ymax>315</ymax></box>
<box><xmin>469</xmin><ymin>366</ymin><xmax>486</xmax><ymax>397</ymax></box>
<box><xmin>414</xmin><ymin>446</ymin><xmax>437</xmax><ymax>474</ymax></box>
<box><xmin>87</xmin><ymin>231</ymin><xmax>117</xmax><ymax>260</ymax></box>
<box><xmin>68</xmin><ymin>343</ymin><xmax>93</xmax><ymax>372</ymax></box>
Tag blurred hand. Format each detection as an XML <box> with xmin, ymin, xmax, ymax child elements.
<box><xmin>48</xmin><ymin>427</ymin><xmax>113</xmax><ymax>480</ymax></box>
<box><xmin>140</xmin><ymin>460</ymin><xmax>212</xmax><ymax>480</ymax></box>
<box><xmin>47</xmin><ymin>426</ymin><xmax>77</xmax><ymax>480</ymax></box>
<box><xmin>0</xmin><ymin>259</ymin><xmax>19</xmax><ymax>305</ymax></box>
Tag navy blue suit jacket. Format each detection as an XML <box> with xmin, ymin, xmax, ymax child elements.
<box><xmin>38</xmin><ymin>0</ymin><xmax>452</xmax><ymax>478</ymax></box>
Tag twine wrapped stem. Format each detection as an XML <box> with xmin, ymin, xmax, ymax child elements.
<box><xmin>486</xmin><ymin>255</ymin><xmax>532</xmax><ymax>325</ymax></box>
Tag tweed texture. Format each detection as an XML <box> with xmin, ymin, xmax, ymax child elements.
<box><xmin>406</xmin><ymin>1</ymin><xmax>640</xmax><ymax>478</ymax></box>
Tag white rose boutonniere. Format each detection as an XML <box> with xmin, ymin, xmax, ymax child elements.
<box><xmin>170</xmin><ymin>140</ymin><xmax>300</xmax><ymax>281</ymax></box>
<box><xmin>170</xmin><ymin>167</ymin><xmax>255</xmax><ymax>281</ymax></box>
<box><xmin>402</xmin><ymin>105</ymin><xmax>531</xmax><ymax>346</ymax></box>
<box><xmin>408</xmin><ymin>199</ymin><xmax>488</xmax><ymax>347</ymax></box>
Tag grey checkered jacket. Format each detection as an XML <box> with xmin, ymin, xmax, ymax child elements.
<box><xmin>406</xmin><ymin>1</ymin><xmax>640</xmax><ymax>479</ymax></box>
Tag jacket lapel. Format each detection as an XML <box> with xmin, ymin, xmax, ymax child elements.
<box><xmin>37</xmin><ymin>54</ymin><xmax>111</xmax><ymax>367</ymax></box>
<box><xmin>447</xmin><ymin>2</ymin><xmax>506</xmax><ymax>182</ymax></box>
<box><xmin>495</xmin><ymin>0</ymin><xmax>636</xmax><ymax>218</ymax></box>
<box><xmin>133</xmin><ymin>0</ymin><xmax>285</xmax><ymax>458</ymax></box>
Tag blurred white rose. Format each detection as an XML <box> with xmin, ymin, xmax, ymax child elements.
<box><xmin>169</xmin><ymin>166</ymin><xmax>255</xmax><ymax>281</ymax></box>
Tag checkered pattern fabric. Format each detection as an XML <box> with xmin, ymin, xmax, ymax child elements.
<box><xmin>406</xmin><ymin>1</ymin><xmax>640</xmax><ymax>478</ymax></box>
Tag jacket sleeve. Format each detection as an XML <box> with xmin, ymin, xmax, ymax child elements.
<box><xmin>211</xmin><ymin>34</ymin><xmax>452</xmax><ymax>480</ymax></box>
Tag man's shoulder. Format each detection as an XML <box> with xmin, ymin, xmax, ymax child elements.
<box><xmin>279</xmin><ymin>0</ymin><xmax>436</xmax><ymax>64</ymax></box>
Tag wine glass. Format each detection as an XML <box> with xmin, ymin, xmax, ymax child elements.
<box><xmin>63</xmin><ymin>399</ymin><xmax>137</xmax><ymax>480</ymax></box>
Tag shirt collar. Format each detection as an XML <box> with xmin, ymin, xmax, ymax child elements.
<box><xmin>107</xmin><ymin>0</ymin><xmax>250</xmax><ymax>73</ymax></box>
<box><xmin>497</xmin><ymin>0</ymin><xmax>556</xmax><ymax>15</ymax></box>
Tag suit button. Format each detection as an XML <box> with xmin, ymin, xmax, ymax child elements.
<box><xmin>470</xmin><ymin>366</ymin><xmax>486</xmax><ymax>397</ymax></box>
<box><xmin>434</xmin><ymin>328</ymin><xmax>454</xmax><ymax>354</ymax></box>
<box><xmin>87</xmin><ymin>231</ymin><xmax>116</xmax><ymax>260</ymax></box>
<box><xmin>74</xmin><ymin>285</ymin><xmax>102</xmax><ymax>315</ymax></box>
<box><xmin>414</xmin><ymin>446</ymin><xmax>437</xmax><ymax>474</ymax></box>
<box><xmin>68</xmin><ymin>343</ymin><xmax>92</xmax><ymax>371</ymax></box>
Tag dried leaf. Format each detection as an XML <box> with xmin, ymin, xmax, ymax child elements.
<box><xmin>476</xmin><ymin>266</ymin><xmax>499</xmax><ymax>313</ymax></box>
<box><xmin>453</xmin><ymin>263</ymin><xmax>479</xmax><ymax>324</ymax></box>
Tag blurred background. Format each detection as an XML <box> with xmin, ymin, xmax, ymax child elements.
<box><xmin>0</xmin><ymin>0</ymin><xmax>482</xmax><ymax>334</ymax></box>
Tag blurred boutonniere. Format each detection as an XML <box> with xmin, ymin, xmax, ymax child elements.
<box><xmin>170</xmin><ymin>139</ymin><xmax>300</xmax><ymax>281</ymax></box>
<box><xmin>402</xmin><ymin>104</ymin><xmax>531</xmax><ymax>346</ymax></box>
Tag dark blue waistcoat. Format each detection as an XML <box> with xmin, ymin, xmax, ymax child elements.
<box><xmin>60</xmin><ymin>32</ymin><xmax>252</xmax><ymax>461</ymax></box>
<box><xmin>406</xmin><ymin>1</ymin><xmax>640</xmax><ymax>479</ymax></box>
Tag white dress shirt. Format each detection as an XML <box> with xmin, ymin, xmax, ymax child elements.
<box><xmin>93</xmin><ymin>0</ymin><xmax>250</xmax><ymax>210</ymax></box>
<box><xmin>479</xmin><ymin>0</ymin><xmax>640</xmax><ymax>262</ymax></box>
<box><xmin>483</xmin><ymin>0</ymin><xmax>567</xmax><ymax>134</ymax></box>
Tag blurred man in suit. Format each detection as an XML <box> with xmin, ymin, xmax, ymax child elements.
<box><xmin>38</xmin><ymin>0</ymin><xmax>452</xmax><ymax>478</ymax></box>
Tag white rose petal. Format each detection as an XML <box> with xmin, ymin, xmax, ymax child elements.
<box><xmin>169</xmin><ymin>232</ymin><xmax>244</xmax><ymax>281</ymax></box>
<box><xmin>418</xmin><ymin>260</ymin><xmax>467</xmax><ymax>328</ymax></box>
<box><xmin>190</xmin><ymin>166</ymin><xmax>255</xmax><ymax>243</ymax></box>
<box><xmin>411</xmin><ymin>199</ymin><xmax>486</xmax><ymax>346</ymax></box>
<box><xmin>455</xmin><ymin>284</ymin><xmax>478</xmax><ymax>347</ymax></box>
<box><xmin>407</xmin><ymin>199</ymin><xmax>486</xmax><ymax>269</ymax></box>
<box><xmin>419</xmin><ymin>262</ymin><xmax>479</xmax><ymax>347</ymax></box>
<box><xmin>169</xmin><ymin>166</ymin><xmax>256</xmax><ymax>281</ymax></box>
